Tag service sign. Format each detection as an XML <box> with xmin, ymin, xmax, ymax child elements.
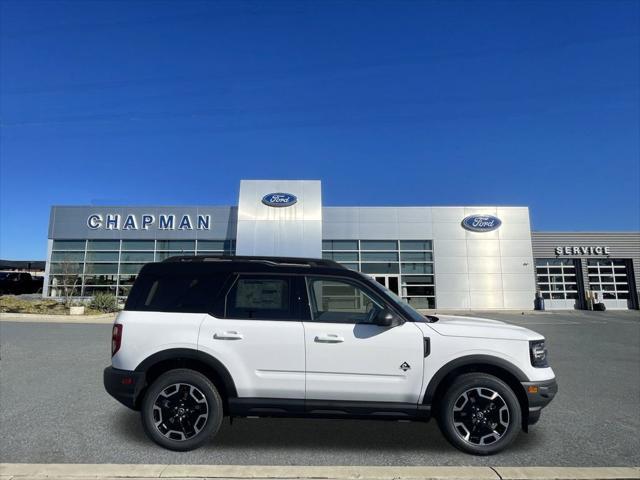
<box><xmin>261</xmin><ymin>193</ymin><xmax>298</xmax><ymax>207</ymax></box>
<box><xmin>461</xmin><ymin>214</ymin><xmax>502</xmax><ymax>232</ymax></box>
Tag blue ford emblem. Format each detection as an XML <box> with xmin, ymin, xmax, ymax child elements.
<box><xmin>261</xmin><ymin>192</ymin><xmax>298</xmax><ymax>207</ymax></box>
<box><xmin>461</xmin><ymin>214</ymin><xmax>502</xmax><ymax>232</ymax></box>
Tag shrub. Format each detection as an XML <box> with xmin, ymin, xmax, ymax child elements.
<box><xmin>89</xmin><ymin>293</ymin><xmax>118</xmax><ymax>313</ymax></box>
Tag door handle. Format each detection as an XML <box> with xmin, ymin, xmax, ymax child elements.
<box><xmin>315</xmin><ymin>334</ymin><xmax>344</xmax><ymax>343</ymax></box>
<box><xmin>214</xmin><ymin>331</ymin><xmax>244</xmax><ymax>340</ymax></box>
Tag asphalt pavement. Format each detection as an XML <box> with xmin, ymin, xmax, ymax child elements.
<box><xmin>0</xmin><ymin>310</ymin><xmax>638</xmax><ymax>466</ymax></box>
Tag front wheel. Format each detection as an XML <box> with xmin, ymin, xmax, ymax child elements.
<box><xmin>141</xmin><ymin>368</ymin><xmax>223</xmax><ymax>451</ymax></box>
<box><xmin>437</xmin><ymin>373</ymin><xmax>522</xmax><ymax>455</ymax></box>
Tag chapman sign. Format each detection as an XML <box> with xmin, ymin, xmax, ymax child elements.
<box><xmin>555</xmin><ymin>246</ymin><xmax>611</xmax><ymax>256</ymax></box>
<box><xmin>87</xmin><ymin>213</ymin><xmax>211</xmax><ymax>230</ymax></box>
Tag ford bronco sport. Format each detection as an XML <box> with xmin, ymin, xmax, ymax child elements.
<box><xmin>104</xmin><ymin>255</ymin><xmax>557</xmax><ymax>455</ymax></box>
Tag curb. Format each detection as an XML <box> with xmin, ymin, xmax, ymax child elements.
<box><xmin>0</xmin><ymin>465</ymin><xmax>638</xmax><ymax>480</ymax></box>
<box><xmin>0</xmin><ymin>313</ymin><xmax>116</xmax><ymax>324</ymax></box>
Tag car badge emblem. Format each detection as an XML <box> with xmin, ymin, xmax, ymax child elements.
<box><xmin>400</xmin><ymin>362</ymin><xmax>411</xmax><ymax>372</ymax></box>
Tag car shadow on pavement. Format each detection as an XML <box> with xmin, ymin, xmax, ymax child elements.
<box><xmin>113</xmin><ymin>411</ymin><xmax>543</xmax><ymax>454</ymax></box>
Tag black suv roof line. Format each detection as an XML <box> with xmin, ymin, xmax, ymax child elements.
<box><xmin>162</xmin><ymin>254</ymin><xmax>344</xmax><ymax>269</ymax></box>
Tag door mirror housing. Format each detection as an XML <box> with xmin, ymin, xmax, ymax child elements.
<box><xmin>374</xmin><ymin>308</ymin><xmax>404</xmax><ymax>328</ymax></box>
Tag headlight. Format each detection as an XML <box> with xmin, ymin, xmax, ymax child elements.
<box><xmin>529</xmin><ymin>340</ymin><xmax>548</xmax><ymax>368</ymax></box>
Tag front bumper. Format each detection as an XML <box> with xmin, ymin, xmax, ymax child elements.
<box><xmin>521</xmin><ymin>378</ymin><xmax>558</xmax><ymax>425</ymax></box>
<box><xmin>103</xmin><ymin>366</ymin><xmax>146</xmax><ymax>410</ymax></box>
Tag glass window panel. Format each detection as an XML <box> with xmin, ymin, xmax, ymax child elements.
<box><xmin>121</xmin><ymin>240</ymin><xmax>155</xmax><ymax>250</ymax></box>
<box><xmin>402</xmin><ymin>275</ymin><xmax>434</xmax><ymax>285</ymax></box>
<box><xmin>537</xmin><ymin>276</ymin><xmax>549</xmax><ymax>283</ymax></box>
<box><xmin>361</xmin><ymin>252</ymin><xmax>399</xmax><ymax>262</ymax></box>
<box><xmin>566</xmin><ymin>292</ymin><xmax>579</xmax><ymax>299</ymax></box>
<box><xmin>400</xmin><ymin>240</ymin><xmax>433</xmax><ymax>251</ymax></box>
<box><xmin>548</xmin><ymin>268</ymin><xmax>562</xmax><ymax>274</ymax></box>
<box><xmin>83</xmin><ymin>286</ymin><xmax>117</xmax><ymax>297</ymax></box>
<box><xmin>590</xmin><ymin>283</ymin><xmax>601</xmax><ymax>290</ymax></box>
<box><xmin>322</xmin><ymin>240</ymin><xmax>359</xmax><ymax>250</ymax></box>
<box><xmin>551</xmin><ymin>293</ymin><xmax>565</xmax><ymax>299</ymax></box>
<box><xmin>405</xmin><ymin>286</ymin><xmax>435</xmax><ymax>296</ymax></box>
<box><xmin>618</xmin><ymin>292</ymin><xmax>629</xmax><ymax>299</ymax></box>
<box><xmin>401</xmin><ymin>251</ymin><xmax>433</xmax><ymax>261</ymax></box>
<box><xmin>405</xmin><ymin>297</ymin><xmax>434</xmax><ymax>309</ymax></box>
<box><xmin>120</xmin><ymin>251</ymin><xmax>154</xmax><ymax>262</ymax></box>
<box><xmin>538</xmin><ymin>284</ymin><xmax>551</xmax><ymax>291</ymax></box>
<box><xmin>52</xmin><ymin>240</ymin><xmax>85</xmax><ymax>251</ymax></box>
<box><xmin>552</xmin><ymin>275</ymin><xmax>564</xmax><ymax>283</ymax></box>
<box><xmin>117</xmin><ymin>286</ymin><xmax>132</xmax><ymax>297</ymax></box>
<box><xmin>86</xmin><ymin>251</ymin><xmax>119</xmax><ymax>262</ymax></box>
<box><xmin>588</xmin><ymin>276</ymin><xmax>600</xmax><ymax>283</ymax></box>
<box><xmin>541</xmin><ymin>292</ymin><xmax>551</xmax><ymax>299</ymax></box>
<box><xmin>603</xmin><ymin>292</ymin><xmax>616</xmax><ymax>299</ymax></box>
<box><xmin>85</xmin><ymin>263</ymin><xmax>118</xmax><ymax>274</ymax></box>
<box><xmin>323</xmin><ymin>252</ymin><xmax>359</xmax><ymax>262</ymax></box>
<box><xmin>83</xmin><ymin>274</ymin><xmax>117</xmax><ymax>286</ymax></box>
<box><xmin>401</xmin><ymin>263</ymin><xmax>434</xmax><ymax>274</ymax></box>
<box><xmin>87</xmin><ymin>240</ymin><xmax>120</xmax><ymax>250</ymax></box>
<box><xmin>155</xmin><ymin>251</ymin><xmax>195</xmax><ymax>261</ymax></box>
<box><xmin>50</xmin><ymin>262</ymin><xmax>83</xmax><ymax>274</ymax></box>
<box><xmin>156</xmin><ymin>240</ymin><xmax>195</xmax><ymax>251</ymax></box>
<box><xmin>535</xmin><ymin>259</ymin><xmax>550</xmax><ymax>266</ymax></box>
<box><xmin>51</xmin><ymin>251</ymin><xmax>85</xmax><ymax>262</ymax></box>
<box><xmin>601</xmin><ymin>284</ymin><xmax>616</xmax><ymax>291</ymax></box>
<box><xmin>197</xmin><ymin>240</ymin><xmax>234</xmax><ymax>250</ymax></box>
<box><xmin>615</xmin><ymin>275</ymin><xmax>628</xmax><ymax>282</ymax></box>
<box><xmin>360</xmin><ymin>240</ymin><xmax>397</xmax><ymax>251</ymax></box>
<box><xmin>119</xmin><ymin>263</ymin><xmax>145</xmax><ymax>275</ymax></box>
<box><xmin>118</xmin><ymin>274</ymin><xmax>138</xmax><ymax>286</ymax></box>
<box><xmin>360</xmin><ymin>263</ymin><xmax>400</xmax><ymax>274</ymax></box>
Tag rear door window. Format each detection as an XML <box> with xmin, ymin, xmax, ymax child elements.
<box><xmin>225</xmin><ymin>275</ymin><xmax>295</xmax><ymax>320</ymax></box>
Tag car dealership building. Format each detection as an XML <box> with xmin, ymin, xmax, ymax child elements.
<box><xmin>44</xmin><ymin>180</ymin><xmax>640</xmax><ymax>311</ymax></box>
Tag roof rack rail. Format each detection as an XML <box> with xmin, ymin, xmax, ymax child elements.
<box><xmin>161</xmin><ymin>254</ymin><xmax>344</xmax><ymax>269</ymax></box>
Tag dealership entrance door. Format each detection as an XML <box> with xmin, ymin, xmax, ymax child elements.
<box><xmin>373</xmin><ymin>275</ymin><xmax>400</xmax><ymax>296</ymax></box>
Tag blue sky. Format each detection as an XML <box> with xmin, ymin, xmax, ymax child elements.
<box><xmin>1</xmin><ymin>0</ymin><xmax>638</xmax><ymax>260</ymax></box>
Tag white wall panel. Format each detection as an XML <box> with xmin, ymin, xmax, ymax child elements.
<box><xmin>435</xmin><ymin>273</ymin><xmax>469</xmax><ymax>292</ymax></box>
<box><xmin>466</xmin><ymin>239</ymin><xmax>501</xmax><ymax>257</ymax></box>
<box><xmin>468</xmin><ymin>257</ymin><xmax>502</xmax><ymax>274</ymax></box>
<box><xmin>434</xmin><ymin>239</ymin><xmax>467</xmax><ymax>257</ymax></box>
<box><xmin>435</xmin><ymin>257</ymin><xmax>469</xmax><ymax>274</ymax></box>
<box><xmin>470</xmin><ymin>292</ymin><xmax>504</xmax><ymax>309</ymax></box>
<box><xmin>501</xmin><ymin>274</ymin><xmax>536</xmax><ymax>291</ymax></box>
<box><xmin>469</xmin><ymin>273</ymin><xmax>503</xmax><ymax>292</ymax></box>
<box><xmin>499</xmin><ymin>240</ymin><xmax>533</xmax><ymax>257</ymax></box>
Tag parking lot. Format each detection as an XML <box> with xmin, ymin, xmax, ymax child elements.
<box><xmin>0</xmin><ymin>310</ymin><xmax>638</xmax><ymax>466</ymax></box>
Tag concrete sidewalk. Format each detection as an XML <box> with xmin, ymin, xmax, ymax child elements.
<box><xmin>1</xmin><ymin>464</ymin><xmax>638</xmax><ymax>480</ymax></box>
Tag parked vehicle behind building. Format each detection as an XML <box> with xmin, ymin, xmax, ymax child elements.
<box><xmin>104</xmin><ymin>256</ymin><xmax>557</xmax><ymax>455</ymax></box>
<box><xmin>0</xmin><ymin>272</ymin><xmax>43</xmax><ymax>295</ymax></box>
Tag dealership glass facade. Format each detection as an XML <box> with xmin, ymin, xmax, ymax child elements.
<box><xmin>322</xmin><ymin>239</ymin><xmax>436</xmax><ymax>308</ymax></box>
<box><xmin>48</xmin><ymin>239</ymin><xmax>234</xmax><ymax>297</ymax></box>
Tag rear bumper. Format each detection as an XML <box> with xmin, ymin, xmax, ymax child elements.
<box><xmin>103</xmin><ymin>366</ymin><xmax>146</xmax><ymax>410</ymax></box>
<box><xmin>522</xmin><ymin>378</ymin><xmax>558</xmax><ymax>425</ymax></box>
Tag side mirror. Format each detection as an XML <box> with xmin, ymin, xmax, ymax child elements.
<box><xmin>375</xmin><ymin>308</ymin><xmax>404</xmax><ymax>328</ymax></box>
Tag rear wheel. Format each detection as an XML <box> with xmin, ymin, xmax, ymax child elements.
<box><xmin>437</xmin><ymin>373</ymin><xmax>521</xmax><ymax>455</ymax></box>
<box><xmin>141</xmin><ymin>368</ymin><xmax>223</xmax><ymax>451</ymax></box>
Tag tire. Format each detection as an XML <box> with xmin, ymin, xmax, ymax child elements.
<box><xmin>437</xmin><ymin>373</ymin><xmax>522</xmax><ymax>455</ymax></box>
<box><xmin>140</xmin><ymin>368</ymin><xmax>223</xmax><ymax>451</ymax></box>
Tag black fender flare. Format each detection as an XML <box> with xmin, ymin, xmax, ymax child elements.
<box><xmin>135</xmin><ymin>348</ymin><xmax>238</xmax><ymax>398</ymax></box>
<box><xmin>422</xmin><ymin>354</ymin><xmax>529</xmax><ymax>405</ymax></box>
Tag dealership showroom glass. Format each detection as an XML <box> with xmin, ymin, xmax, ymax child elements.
<box><xmin>44</xmin><ymin>180</ymin><xmax>640</xmax><ymax>311</ymax></box>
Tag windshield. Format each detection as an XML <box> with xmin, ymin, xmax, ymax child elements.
<box><xmin>361</xmin><ymin>273</ymin><xmax>429</xmax><ymax>323</ymax></box>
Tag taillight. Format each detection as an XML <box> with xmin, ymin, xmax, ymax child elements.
<box><xmin>112</xmin><ymin>324</ymin><xmax>123</xmax><ymax>357</ymax></box>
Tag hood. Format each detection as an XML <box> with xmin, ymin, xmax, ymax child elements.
<box><xmin>424</xmin><ymin>315</ymin><xmax>544</xmax><ymax>341</ymax></box>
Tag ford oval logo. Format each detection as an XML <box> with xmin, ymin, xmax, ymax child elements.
<box><xmin>261</xmin><ymin>192</ymin><xmax>298</xmax><ymax>207</ymax></box>
<box><xmin>461</xmin><ymin>214</ymin><xmax>502</xmax><ymax>232</ymax></box>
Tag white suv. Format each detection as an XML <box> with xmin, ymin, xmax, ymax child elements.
<box><xmin>104</xmin><ymin>256</ymin><xmax>557</xmax><ymax>455</ymax></box>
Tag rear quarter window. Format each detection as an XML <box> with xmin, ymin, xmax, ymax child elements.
<box><xmin>125</xmin><ymin>273</ymin><xmax>228</xmax><ymax>313</ymax></box>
